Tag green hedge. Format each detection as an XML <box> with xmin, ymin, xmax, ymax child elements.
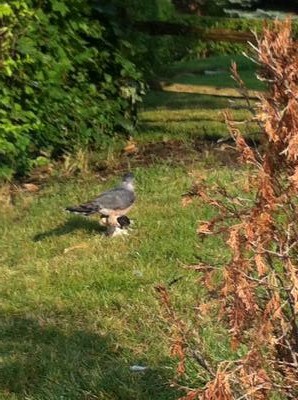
<box><xmin>184</xmin><ymin>16</ymin><xmax>254</xmax><ymax>57</ymax></box>
<box><xmin>133</xmin><ymin>15</ymin><xmax>298</xmax><ymax>68</ymax></box>
<box><xmin>0</xmin><ymin>1</ymin><xmax>143</xmax><ymax>179</ymax></box>
<box><xmin>180</xmin><ymin>15</ymin><xmax>292</xmax><ymax>57</ymax></box>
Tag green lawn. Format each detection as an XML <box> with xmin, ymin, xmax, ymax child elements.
<box><xmin>139</xmin><ymin>54</ymin><xmax>261</xmax><ymax>145</ymax></box>
<box><xmin>139</xmin><ymin>106</ymin><xmax>257</xmax><ymax>143</ymax></box>
<box><xmin>0</xmin><ymin>54</ymin><xmax>256</xmax><ymax>400</ymax></box>
<box><xmin>159</xmin><ymin>54</ymin><xmax>265</xmax><ymax>91</ymax></box>
<box><xmin>0</xmin><ymin>162</ymin><xmax>247</xmax><ymax>400</ymax></box>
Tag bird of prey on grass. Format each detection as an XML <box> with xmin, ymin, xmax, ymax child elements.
<box><xmin>66</xmin><ymin>173</ymin><xmax>135</xmax><ymax>236</ymax></box>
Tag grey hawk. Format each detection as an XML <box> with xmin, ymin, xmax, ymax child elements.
<box><xmin>66</xmin><ymin>173</ymin><xmax>135</xmax><ymax>235</ymax></box>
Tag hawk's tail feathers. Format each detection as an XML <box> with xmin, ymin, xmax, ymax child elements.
<box><xmin>65</xmin><ymin>203</ymin><xmax>97</xmax><ymax>216</ymax></box>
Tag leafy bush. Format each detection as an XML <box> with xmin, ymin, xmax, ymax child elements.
<box><xmin>128</xmin><ymin>16</ymin><xmax>259</xmax><ymax>71</ymax></box>
<box><xmin>124</xmin><ymin>0</ymin><xmax>175</xmax><ymax>21</ymax></box>
<box><xmin>134</xmin><ymin>15</ymin><xmax>298</xmax><ymax>65</ymax></box>
<box><xmin>183</xmin><ymin>15</ymin><xmax>298</xmax><ymax>58</ymax></box>
<box><xmin>0</xmin><ymin>1</ymin><xmax>143</xmax><ymax>179</ymax></box>
<box><xmin>170</xmin><ymin>15</ymin><xmax>264</xmax><ymax>59</ymax></box>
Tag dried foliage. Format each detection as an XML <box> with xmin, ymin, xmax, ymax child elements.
<box><xmin>159</xmin><ymin>19</ymin><xmax>298</xmax><ymax>400</ymax></box>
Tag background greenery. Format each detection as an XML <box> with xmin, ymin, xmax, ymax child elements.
<box><xmin>0</xmin><ymin>0</ymin><xmax>143</xmax><ymax>179</ymax></box>
<box><xmin>1</xmin><ymin>0</ymin><xmax>297</xmax><ymax>180</ymax></box>
<box><xmin>1</xmin><ymin>2</ymin><xmax>298</xmax><ymax>399</ymax></box>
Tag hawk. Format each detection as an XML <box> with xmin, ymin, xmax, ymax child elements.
<box><xmin>66</xmin><ymin>173</ymin><xmax>135</xmax><ymax>236</ymax></box>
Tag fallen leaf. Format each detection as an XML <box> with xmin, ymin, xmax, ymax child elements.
<box><xmin>63</xmin><ymin>243</ymin><xmax>89</xmax><ymax>254</ymax></box>
<box><xmin>22</xmin><ymin>183</ymin><xmax>39</xmax><ymax>192</ymax></box>
<box><xmin>197</xmin><ymin>221</ymin><xmax>213</xmax><ymax>235</ymax></box>
<box><xmin>182</xmin><ymin>195</ymin><xmax>193</xmax><ymax>207</ymax></box>
<box><xmin>124</xmin><ymin>138</ymin><xmax>138</xmax><ymax>154</ymax></box>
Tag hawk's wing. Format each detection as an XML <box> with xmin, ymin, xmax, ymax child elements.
<box><xmin>66</xmin><ymin>172</ymin><xmax>135</xmax><ymax>237</ymax></box>
<box><xmin>66</xmin><ymin>176</ymin><xmax>135</xmax><ymax>217</ymax></box>
<box><xmin>93</xmin><ymin>187</ymin><xmax>135</xmax><ymax>211</ymax></box>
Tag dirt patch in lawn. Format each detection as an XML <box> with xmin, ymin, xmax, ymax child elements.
<box><xmin>12</xmin><ymin>138</ymin><xmax>255</xmax><ymax>191</ymax></box>
<box><xmin>118</xmin><ymin>138</ymin><xmax>242</xmax><ymax>170</ymax></box>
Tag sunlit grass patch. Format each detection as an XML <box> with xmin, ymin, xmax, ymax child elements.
<box><xmin>161</xmin><ymin>54</ymin><xmax>265</xmax><ymax>91</ymax></box>
<box><xmin>0</xmin><ymin>163</ymin><xmax>249</xmax><ymax>399</ymax></box>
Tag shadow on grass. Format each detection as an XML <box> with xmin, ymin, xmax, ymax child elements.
<box><xmin>141</xmin><ymin>117</ymin><xmax>227</xmax><ymax>124</ymax></box>
<box><xmin>143</xmin><ymin>91</ymin><xmax>236</xmax><ymax>110</ymax></box>
<box><xmin>0</xmin><ymin>315</ymin><xmax>177</xmax><ymax>400</ymax></box>
<box><xmin>33</xmin><ymin>215</ymin><xmax>106</xmax><ymax>241</ymax></box>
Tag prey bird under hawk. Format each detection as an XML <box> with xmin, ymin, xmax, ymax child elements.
<box><xmin>66</xmin><ymin>173</ymin><xmax>135</xmax><ymax>236</ymax></box>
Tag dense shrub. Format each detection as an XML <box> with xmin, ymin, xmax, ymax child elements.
<box><xmin>0</xmin><ymin>1</ymin><xmax>143</xmax><ymax>179</ymax></box>
<box><xmin>186</xmin><ymin>15</ymin><xmax>298</xmax><ymax>58</ymax></box>
<box><xmin>134</xmin><ymin>15</ymin><xmax>298</xmax><ymax>66</ymax></box>
<box><xmin>128</xmin><ymin>16</ymin><xmax>259</xmax><ymax>72</ymax></box>
<box><xmin>124</xmin><ymin>0</ymin><xmax>175</xmax><ymax>21</ymax></box>
<box><xmin>164</xmin><ymin>16</ymin><xmax>264</xmax><ymax>60</ymax></box>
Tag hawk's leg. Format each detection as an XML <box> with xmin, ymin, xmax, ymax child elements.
<box><xmin>106</xmin><ymin>225</ymin><xmax>117</xmax><ymax>236</ymax></box>
<box><xmin>106</xmin><ymin>214</ymin><xmax>124</xmax><ymax>237</ymax></box>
